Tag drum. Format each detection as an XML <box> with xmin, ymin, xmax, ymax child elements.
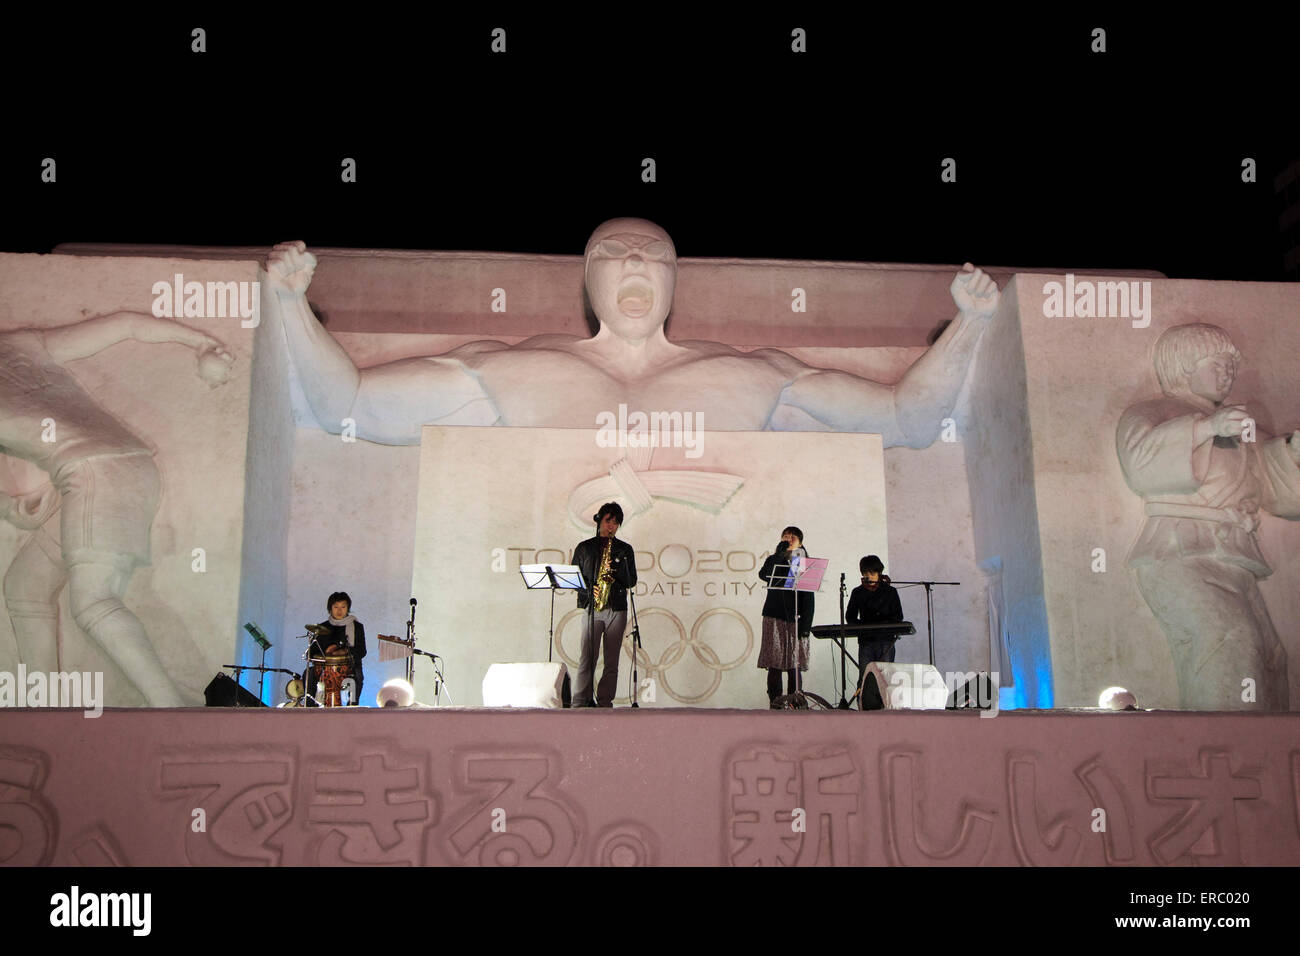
<box><xmin>310</xmin><ymin>651</ymin><xmax>354</xmax><ymax>707</ymax></box>
<box><xmin>283</xmin><ymin>674</ymin><xmax>306</xmax><ymax>706</ymax></box>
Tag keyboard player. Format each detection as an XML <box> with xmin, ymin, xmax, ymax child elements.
<box><xmin>846</xmin><ymin>555</ymin><xmax>904</xmax><ymax>682</ymax></box>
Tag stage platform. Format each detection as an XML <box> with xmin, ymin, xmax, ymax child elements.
<box><xmin>1</xmin><ymin>707</ymin><xmax>1297</xmax><ymax>866</ymax></box>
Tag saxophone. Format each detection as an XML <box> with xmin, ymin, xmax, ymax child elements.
<box><xmin>592</xmin><ymin>536</ymin><xmax>615</xmax><ymax>612</ymax></box>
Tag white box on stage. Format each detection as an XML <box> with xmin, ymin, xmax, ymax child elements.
<box><xmin>482</xmin><ymin>662</ymin><xmax>569</xmax><ymax>709</ymax></box>
<box><xmin>861</xmin><ymin>662</ymin><xmax>949</xmax><ymax>710</ymax></box>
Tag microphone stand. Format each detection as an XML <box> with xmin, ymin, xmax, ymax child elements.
<box><xmin>404</xmin><ymin>597</ymin><xmax>452</xmax><ymax>704</ymax></box>
<box><xmin>585</xmin><ymin>536</ymin><xmax>597</xmax><ymax>708</ymax></box>
<box><xmin>604</xmin><ymin>547</ymin><xmax>641</xmax><ymax>709</ymax></box>
<box><xmin>628</xmin><ymin>585</ymin><xmax>642</xmax><ymax>708</ymax></box>
<box><xmin>836</xmin><ymin>572</ymin><xmax>852</xmax><ymax>709</ymax></box>
<box><xmin>792</xmin><ymin>550</ymin><xmax>805</xmax><ymax>708</ymax></box>
<box><xmin>887</xmin><ymin>580</ymin><xmax>960</xmax><ymax>668</ymax></box>
<box><xmin>412</xmin><ymin>648</ymin><xmax>450</xmax><ymax>705</ymax></box>
<box><xmin>406</xmin><ymin>598</ymin><xmax>417</xmax><ymax>685</ymax></box>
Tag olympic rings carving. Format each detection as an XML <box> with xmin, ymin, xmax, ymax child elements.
<box><xmin>554</xmin><ymin>604</ymin><xmax>755</xmax><ymax>704</ymax></box>
<box><xmin>690</xmin><ymin>607</ymin><xmax>753</xmax><ymax>671</ymax></box>
<box><xmin>635</xmin><ymin>608</ymin><xmax>719</xmax><ymax>704</ymax></box>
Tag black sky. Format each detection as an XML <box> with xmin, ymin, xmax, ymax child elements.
<box><xmin>4</xmin><ymin>11</ymin><xmax>1297</xmax><ymax>280</ymax></box>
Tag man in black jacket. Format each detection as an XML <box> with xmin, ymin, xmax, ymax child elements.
<box><xmin>847</xmin><ymin>555</ymin><xmax>903</xmax><ymax>691</ymax></box>
<box><xmin>571</xmin><ymin>502</ymin><xmax>638</xmax><ymax>707</ymax></box>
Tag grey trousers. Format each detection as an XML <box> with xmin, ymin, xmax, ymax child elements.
<box><xmin>573</xmin><ymin>608</ymin><xmax>627</xmax><ymax>707</ymax></box>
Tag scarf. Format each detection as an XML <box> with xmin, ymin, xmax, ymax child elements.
<box><xmin>327</xmin><ymin>613</ymin><xmax>357</xmax><ymax>647</ymax></box>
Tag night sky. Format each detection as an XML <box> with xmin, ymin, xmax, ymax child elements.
<box><xmin>4</xmin><ymin>12</ymin><xmax>1297</xmax><ymax>280</ymax></box>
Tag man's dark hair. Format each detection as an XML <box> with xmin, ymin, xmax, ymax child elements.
<box><xmin>327</xmin><ymin>591</ymin><xmax>352</xmax><ymax>613</ymax></box>
<box><xmin>782</xmin><ymin>526</ymin><xmax>803</xmax><ymax>543</ymax></box>
<box><xmin>860</xmin><ymin>554</ymin><xmax>885</xmax><ymax>575</ymax></box>
<box><xmin>594</xmin><ymin>502</ymin><xmax>624</xmax><ymax>525</ymax></box>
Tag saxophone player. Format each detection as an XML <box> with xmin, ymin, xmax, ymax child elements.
<box><xmin>572</xmin><ymin>502</ymin><xmax>638</xmax><ymax>707</ymax></box>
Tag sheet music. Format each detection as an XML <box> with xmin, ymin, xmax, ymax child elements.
<box><xmin>796</xmin><ymin>557</ymin><xmax>829</xmax><ymax>591</ymax></box>
<box><xmin>519</xmin><ymin>563</ymin><xmax>586</xmax><ymax>590</ymax></box>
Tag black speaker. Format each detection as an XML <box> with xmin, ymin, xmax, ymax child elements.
<box><xmin>204</xmin><ymin>672</ymin><xmax>266</xmax><ymax>707</ymax></box>
<box><xmin>860</xmin><ymin>673</ymin><xmax>884</xmax><ymax>710</ymax></box>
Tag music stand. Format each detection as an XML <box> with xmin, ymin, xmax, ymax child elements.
<box><xmin>243</xmin><ymin>622</ymin><xmax>272</xmax><ymax>701</ymax></box>
<box><xmin>765</xmin><ymin>554</ymin><xmax>828</xmax><ymax>708</ymax></box>
<box><xmin>520</xmin><ymin>564</ymin><xmax>586</xmax><ymax>663</ymax></box>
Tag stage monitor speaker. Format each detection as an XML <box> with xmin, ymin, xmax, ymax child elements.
<box><xmin>859</xmin><ymin>662</ymin><xmax>948</xmax><ymax>711</ymax></box>
<box><xmin>482</xmin><ymin>662</ymin><xmax>570</xmax><ymax>709</ymax></box>
<box><xmin>204</xmin><ymin>672</ymin><xmax>266</xmax><ymax>708</ymax></box>
<box><xmin>947</xmin><ymin>671</ymin><xmax>997</xmax><ymax>710</ymax></box>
